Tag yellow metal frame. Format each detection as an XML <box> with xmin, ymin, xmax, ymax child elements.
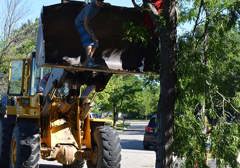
<box><xmin>6</xmin><ymin>95</ymin><xmax>41</xmax><ymax>118</ymax></box>
<box><xmin>83</xmin><ymin>115</ymin><xmax>92</xmax><ymax>149</ymax></box>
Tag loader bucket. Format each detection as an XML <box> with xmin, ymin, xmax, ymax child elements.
<box><xmin>36</xmin><ymin>1</ymin><xmax>160</xmax><ymax>73</ymax></box>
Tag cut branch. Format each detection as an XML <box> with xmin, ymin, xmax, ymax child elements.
<box><xmin>216</xmin><ymin>91</ymin><xmax>240</xmax><ymax>113</ymax></box>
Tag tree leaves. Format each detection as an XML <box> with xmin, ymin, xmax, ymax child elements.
<box><xmin>0</xmin><ymin>20</ymin><xmax>38</xmax><ymax>73</ymax></box>
<box><xmin>93</xmin><ymin>75</ymin><xmax>160</xmax><ymax>119</ymax></box>
<box><xmin>175</xmin><ymin>0</ymin><xmax>240</xmax><ymax>167</ymax></box>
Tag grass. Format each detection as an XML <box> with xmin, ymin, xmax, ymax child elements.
<box><xmin>115</xmin><ymin>120</ymin><xmax>130</xmax><ymax>130</ymax></box>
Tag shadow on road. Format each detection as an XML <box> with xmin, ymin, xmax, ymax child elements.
<box><xmin>120</xmin><ymin>139</ymin><xmax>144</xmax><ymax>150</ymax></box>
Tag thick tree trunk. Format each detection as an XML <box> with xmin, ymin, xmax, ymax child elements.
<box><xmin>155</xmin><ymin>0</ymin><xmax>177</xmax><ymax>168</ymax></box>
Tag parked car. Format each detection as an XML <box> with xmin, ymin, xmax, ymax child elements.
<box><xmin>90</xmin><ymin>112</ymin><xmax>100</xmax><ymax>118</ymax></box>
<box><xmin>143</xmin><ymin>115</ymin><xmax>157</xmax><ymax>150</ymax></box>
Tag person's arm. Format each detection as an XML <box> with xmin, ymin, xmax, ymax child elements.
<box><xmin>147</xmin><ymin>3</ymin><xmax>159</xmax><ymax>15</ymax></box>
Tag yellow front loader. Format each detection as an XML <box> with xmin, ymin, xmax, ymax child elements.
<box><xmin>0</xmin><ymin>54</ymin><xmax>120</xmax><ymax>168</ymax></box>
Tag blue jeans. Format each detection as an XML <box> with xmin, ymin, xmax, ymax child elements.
<box><xmin>75</xmin><ymin>23</ymin><xmax>98</xmax><ymax>48</ymax></box>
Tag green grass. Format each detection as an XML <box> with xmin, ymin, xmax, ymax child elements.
<box><xmin>115</xmin><ymin>120</ymin><xmax>130</xmax><ymax>130</ymax></box>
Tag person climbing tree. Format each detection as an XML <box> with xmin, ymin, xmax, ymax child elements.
<box><xmin>132</xmin><ymin>0</ymin><xmax>164</xmax><ymax>15</ymax></box>
<box><xmin>145</xmin><ymin>0</ymin><xmax>164</xmax><ymax>15</ymax></box>
<box><xmin>142</xmin><ymin>0</ymin><xmax>164</xmax><ymax>43</ymax></box>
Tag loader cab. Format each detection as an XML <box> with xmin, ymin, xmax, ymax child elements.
<box><xmin>8</xmin><ymin>59</ymin><xmax>27</xmax><ymax>96</ymax></box>
<box><xmin>6</xmin><ymin>54</ymin><xmax>50</xmax><ymax>118</ymax></box>
<box><xmin>8</xmin><ymin>55</ymin><xmax>50</xmax><ymax>96</ymax></box>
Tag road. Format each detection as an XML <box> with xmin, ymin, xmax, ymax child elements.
<box><xmin>120</xmin><ymin>121</ymin><xmax>156</xmax><ymax>168</ymax></box>
<box><xmin>39</xmin><ymin>120</ymin><xmax>156</xmax><ymax>168</ymax></box>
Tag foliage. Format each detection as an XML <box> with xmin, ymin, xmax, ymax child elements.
<box><xmin>211</xmin><ymin>122</ymin><xmax>240</xmax><ymax>167</ymax></box>
<box><xmin>0</xmin><ymin>20</ymin><xmax>38</xmax><ymax>73</ymax></box>
<box><xmin>175</xmin><ymin>0</ymin><xmax>240</xmax><ymax>167</ymax></box>
<box><xmin>123</xmin><ymin>22</ymin><xmax>150</xmax><ymax>46</ymax></box>
<box><xmin>93</xmin><ymin>75</ymin><xmax>160</xmax><ymax>119</ymax></box>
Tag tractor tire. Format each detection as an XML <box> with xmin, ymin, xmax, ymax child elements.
<box><xmin>10</xmin><ymin>119</ymin><xmax>40</xmax><ymax>168</ymax></box>
<box><xmin>87</xmin><ymin>126</ymin><xmax>121</xmax><ymax>168</ymax></box>
<box><xmin>0</xmin><ymin>116</ymin><xmax>16</xmax><ymax>168</ymax></box>
<box><xmin>63</xmin><ymin>160</ymin><xmax>85</xmax><ymax>168</ymax></box>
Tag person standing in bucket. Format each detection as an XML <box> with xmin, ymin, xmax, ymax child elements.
<box><xmin>75</xmin><ymin>0</ymin><xmax>106</xmax><ymax>67</ymax></box>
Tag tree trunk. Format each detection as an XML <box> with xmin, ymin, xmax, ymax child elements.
<box><xmin>155</xmin><ymin>0</ymin><xmax>177</xmax><ymax>167</ymax></box>
<box><xmin>113</xmin><ymin>104</ymin><xmax>117</xmax><ymax>127</ymax></box>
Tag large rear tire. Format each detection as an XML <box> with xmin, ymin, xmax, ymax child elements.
<box><xmin>63</xmin><ymin>160</ymin><xmax>85</xmax><ymax>168</ymax></box>
<box><xmin>10</xmin><ymin>119</ymin><xmax>40</xmax><ymax>168</ymax></box>
<box><xmin>87</xmin><ymin>126</ymin><xmax>121</xmax><ymax>168</ymax></box>
<box><xmin>0</xmin><ymin>116</ymin><xmax>16</xmax><ymax>168</ymax></box>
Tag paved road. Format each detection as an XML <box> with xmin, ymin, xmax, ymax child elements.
<box><xmin>120</xmin><ymin>121</ymin><xmax>156</xmax><ymax>168</ymax></box>
<box><xmin>39</xmin><ymin>120</ymin><xmax>156</xmax><ymax>168</ymax></box>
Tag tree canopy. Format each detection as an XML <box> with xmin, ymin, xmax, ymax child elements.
<box><xmin>93</xmin><ymin>75</ymin><xmax>160</xmax><ymax>119</ymax></box>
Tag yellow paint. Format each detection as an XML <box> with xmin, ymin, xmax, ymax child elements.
<box><xmin>91</xmin><ymin>118</ymin><xmax>113</xmax><ymax>126</ymax></box>
<box><xmin>6</xmin><ymin>95</ymin><xmax>41</xmax><ymax>118</ymax></box>
<box><xmin>83</xmin><ymin>115</ymin><xmax>92</xmax><ymax>149</ymax></box>
<box><xmin>22</xmin><ymin>59</ymin><xmax>31</xmax><ymax>96</ymax></box>
<box><xmin>10</xmin><ymin>137</ymin><xmax>17</xmax><ymax>166</ymax></box>
<box><xmin>6</xmin><ymin>106</ymin><xmax>17</xmax><ymax>116</ymax></box>
<box><xmin>51</xmin><ymin>127</ymin><xmax>77</xmax><ymax>148</ymax></box>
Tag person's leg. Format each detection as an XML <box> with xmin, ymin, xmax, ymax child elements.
<box><xmin>85</xmin><ymin>44</ymin><xmax>100</xmax><ymax>66</ymax></box>
<box><xmin>77</xmin><ymin>24</ymin><xmax>95</xmax><ymax>65</ymax></box>
<box><xmin>84</xmin><ymin>45</ymin><xmax>98</xmax><ymax>66</ymax></box>
<box><xmin>76</xmin><ymin>23</ymin><xmax>100</xmax><ymax>67</ymax></box>
<box><xmin>83</xmin><ymin>46</ymin><xmax>92</xmax><ymax>65</ymax></box>
<box><xmin>89</xmin><ymin>46</ymin><xmax>97</xmax><ymax>58</ymax></box>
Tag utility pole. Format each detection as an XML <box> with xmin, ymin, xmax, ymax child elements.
<box><xmin>155</xmin><ymin>0</ymin><xmax>177</xmax><ymax>167</ymax></box>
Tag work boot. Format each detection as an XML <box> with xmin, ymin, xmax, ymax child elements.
<box><xmin>62</xmin><ymin>56</ymin><xmax>81</xmax><ymax>66</ymax></box>
<box><xmin>86</xmin><ymin>58</ymin><xmax>100</xmax><ymax>68</ymax></box>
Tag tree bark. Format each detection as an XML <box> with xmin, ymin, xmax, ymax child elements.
<box><xmin>155</xmin><ymin>0</ymin><xmax>177</xmax><ymax>167</ymax></box>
